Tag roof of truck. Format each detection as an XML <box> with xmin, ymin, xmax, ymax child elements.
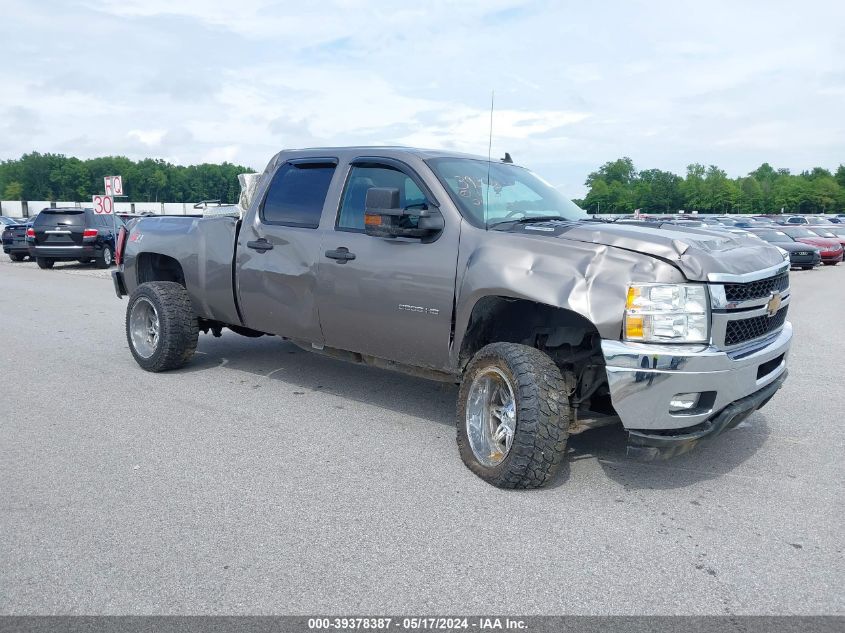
<box><xmin>278</xmin><ymin>146</ymin><xmax>499</xmax><ymax>162</ymax></box>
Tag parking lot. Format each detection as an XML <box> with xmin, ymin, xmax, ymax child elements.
<box><xmin>1</xmin><ymin>258</ymin><xmax>842</xmax><ymax>615</ymax></box>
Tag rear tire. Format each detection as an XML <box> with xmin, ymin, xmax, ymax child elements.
<box><xmin>9</xmin><ymin>253</ymin><xmax>25</xmax><ymax>262</ymax></box>
<box><xmin>95</xmin><ymin>246</ymin><xmax>113</xmax><ymax>269</ymax></box>
<box><xmin>36</xmin><ymin>257</ymin><xmax>54</xmax><ymax>269</ymax></box>
<box><xmin>802</xmin><ymin>266</ymin><xmax>812</xmax><ymax>270</ymax></box>
<box><xmin>126</xmin><ymin>282</ymin><xmax>198</xmax><ymax>372</ymax></box>
<box><xmin>457</xmin><ymin>342</ymin><xmax>569</xmax><ymax>489</ymax></box>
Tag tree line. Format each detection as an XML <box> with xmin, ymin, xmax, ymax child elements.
<box><xmin>575</xmin><ymin>158</ymin><xmax>845</xmax><ymax>215</ymax></box>
<box><xmin>3</xmin><ymin>151</ymin><xmax>844</xmax><ymax>215</ymax></box>
<box><xmin>0</xmin><ymin>152</ymin><xmax>255</xmax><ymax>204</ymax></box>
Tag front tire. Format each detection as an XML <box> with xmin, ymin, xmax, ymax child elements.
<box><xmin>95</xmin><ymin>245</ymin><xmax>113</xmax><ymax>268</ymax></box>
<box><xmin>36</xmin><ymin>257</ymin><xmax>54</xmax><ymax>269</ymax></box>
<box><xmin>457</xmin><ymin>343</ymin><xmax>569</xmax><ymax>489</ymax></box>
<box><xmin>126</xmin><ymin>282</ymin><xmax>198</xmax><ymax>372</ymax></box>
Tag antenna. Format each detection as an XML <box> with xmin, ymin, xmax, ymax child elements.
<box><xmin>485</xmin><ymin>90</ymin><xmax>494</xmax><ymax>229</ymax></box>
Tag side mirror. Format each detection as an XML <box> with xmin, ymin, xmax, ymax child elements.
<box><xmin>364</xmin><ymin>187</ymin><xmax>444</xmax><ymax>240</ymax></box>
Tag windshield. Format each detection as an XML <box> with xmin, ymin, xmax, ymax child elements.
<box><xmin>427</xmin><ymin>158</ymin><xmax>586</xmax><ymax>227</ymax></box>
<box><xmin>782</xmin><ymin>227</ymin><xmax>817</xmax><ymax>238</ymax></box>
<box><xmin>809</xmin><ymin>228</ymin><xmax>836</xmax><ymax>238</ymax></box>
<box><xmin>756</xmin><ymin>230</ymin><xmax>793</xmax><ymax>243</ymax></box>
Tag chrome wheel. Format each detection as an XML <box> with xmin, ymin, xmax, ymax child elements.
<box><xmin>465</xmin><ymin>367</ymin><xmax>517</xmax><ymax>467</ymax></box>
<box><xmin>129</xmin><ymin>297</ymin><xmax>160</xmax><ymax>359</ymax></box>
<box><xmin>103</xmin><ymin>248</ymin><xmax>112</xmax><ymax>266</ymax></box>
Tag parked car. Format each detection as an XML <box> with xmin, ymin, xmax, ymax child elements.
<box><xmin>27</xmin><ymin>207</ymin><xmax>123</xmax><ymax>269</ymax></box>
<box><xmin>664</xmin><ymin>219</ymin><xmax>705</xmax><ymax>228</ymax></box>
<box><xmin>2</xmin><ymin>217</ymin><xmax>34</xmax><ymax>261</ymax></box>
<box><xmin>0</xmin><ymin>216</ymin><xmax>22</xmax><ymax>231</ymax></box>
<box><xmin>827</xmin><ymin>226</ymin><xmax>845</xmax><ymax>240</ymax></box>
<box><xmin>778</xmin><ymin>226</ymin><xmax>843</xmax><ymax>265</ymax></box>
<box><xmin>111</xmin><ymin>146</ymin><xmax>792</xmax><ymax>489</ymax></box>
<box><xmin>807</xmin><ymin>226</ymin><xmax>845</xmax><ymax>253</ymax></box>
<box><xmin>780</xmin><ymin>216</ymin><xmax>810</xmax><ymax>225</ymax></box>
<box><xmin>747</xmin><ymin>228</ymin><xmax>821</xmax><ymax>270</ymax></box>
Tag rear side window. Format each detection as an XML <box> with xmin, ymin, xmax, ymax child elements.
<box><xmin>261</xmin><ymin>162</ymin><xmax>336</xmax><ymax>228</ymax></box>
<box><xmin>34</xmin><ymin>210</ymin><xmax>85</xmax><ymax>226</ymax></box>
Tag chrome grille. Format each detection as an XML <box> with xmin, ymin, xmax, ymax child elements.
<box><xmin>724</xmin><ymin>307</ymin><xmax>789</xmax><ymax>346</ymax></box>
<box><xmin>723</xmin><ymin>272</ymin><xmax>789</xmax><ymax>303</ymax></box>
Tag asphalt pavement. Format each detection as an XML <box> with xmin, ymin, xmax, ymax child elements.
<box><xmin>0</xmin><ymin>258</ymin><xmax>842</xmax><ymax>615</ymax></box>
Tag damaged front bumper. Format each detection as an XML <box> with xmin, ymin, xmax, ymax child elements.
<box><xmin>601</xmin><ymin>323</ymin><xmax>792</xmax><ymax>459</ymax></box>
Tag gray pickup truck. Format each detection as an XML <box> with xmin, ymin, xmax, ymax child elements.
<box><xmin>112</xmin><ymin>147</ymin><xmax>792</xmax><ymax>488</ymax></box>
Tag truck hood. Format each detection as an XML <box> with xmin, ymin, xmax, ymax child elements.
<box><xmin>555</xmin><ymin>222</ymin><xmax>785</xmax><ymax>281</ymax></box>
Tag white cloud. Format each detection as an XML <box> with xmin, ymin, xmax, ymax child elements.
<box><xmin>127</xmin><ymin>129</ymin><xmax>166</xmax><ymax>146</ymax></box>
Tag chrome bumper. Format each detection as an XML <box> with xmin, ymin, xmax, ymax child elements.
<box><xmin>601</xmin><ymin>322</ymin><xmax>792</xmax><ymax>434</ymax></box>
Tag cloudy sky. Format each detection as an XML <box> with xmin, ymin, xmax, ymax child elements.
<box><xmin>2</xmin><ymin>0</ymin><xmax>843</xmax><ymax>196</ymax></box>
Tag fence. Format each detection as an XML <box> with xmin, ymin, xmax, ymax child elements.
<box><xmin>0</xmin><ymin>200</ymin><xmax>202</xmax><ymax>218</ymax></box>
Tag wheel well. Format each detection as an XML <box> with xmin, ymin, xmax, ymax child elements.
<box><xmin>136</xmin><ymin>252</ymin><xmax>186</xmax><ymax>287</ymax></box>
<box><xmin>459</xmin><ymin>296</ymin><xmax>612</xmax><ymax>415</ymax></box>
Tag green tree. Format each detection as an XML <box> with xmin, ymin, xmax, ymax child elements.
<box><xmin>583</xmin><ymin>178</ymin><xmax>610</xmax><ymax>214</ymax></box>
<box><xmin>736</xmin><ymin>177</ymin><xmax>763</xmax><ymax>214</ymax></box>
<box><xmin>3</xmin><ymin>181</ymin><xmax>23</xmax><ymax>200</ymax></box>
<box><xmin>585</xmin><ymin>157</ymin><xmax>636</xmax><ymax>188</ymax></box>
<box><xmin>682</xmin><ymin>163</ymin><xmax>707</xmax><ymax>211</ymax></box>
<box><xmin>809</xmin><ymin>176</ymin><xmax>840</xmax><ymax>213</ymax></box>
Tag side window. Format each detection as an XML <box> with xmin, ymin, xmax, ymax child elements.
<box><xmin>337</xmin><ymin>165</ymin><xmax>425</xmax><ymax>231</ymax></box>
<box><xmin>261</xmin><ymin>162</ymin><xmax>336</xmax><ymax>228</ymax></box>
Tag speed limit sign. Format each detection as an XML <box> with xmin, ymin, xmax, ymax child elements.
<box><xmin>93</xmin><ymin>195</ymin><xmax>114</xmax><ymax>214</ymax></box>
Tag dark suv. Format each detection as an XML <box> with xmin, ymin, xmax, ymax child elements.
<box><xmin>28</xmin><ymin>208</ymin><xmax>123</xmax><ymax>269</ymax></box>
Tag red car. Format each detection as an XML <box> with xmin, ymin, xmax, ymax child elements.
<box><xmin>807</xmin><ymin>226</ymin><xmax>845</xmax><ymax>256</ymax></box>
<box><xmin>780</xmin><ymin>226</ymin><xmax>843</xmax><ymax>265</ymax></box>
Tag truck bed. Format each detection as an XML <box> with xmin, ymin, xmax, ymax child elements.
<box><xmin>127</xmin><ymin>215</ymin><xmax>242</xmax><ymax>326</ymax></box>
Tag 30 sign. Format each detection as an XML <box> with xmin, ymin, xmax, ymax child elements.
<box><xmin>92</xmin><ymin>195</ymin><xmax>114</xmax><ymax>214</ymax></box>
<box><xmin>104</xmin><ymin>175</ymin><xmax>123</xmax><ymax>196</ymax></box>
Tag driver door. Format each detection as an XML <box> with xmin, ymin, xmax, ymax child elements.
<box><xmin>315</xmin><ymin>159</ymin><xmax>459</xmax><ymax>371</ymax></box>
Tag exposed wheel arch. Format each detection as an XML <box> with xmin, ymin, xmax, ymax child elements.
<box><xmin>136</xmin><ymin>252</ymin><xmax>186</xmax><ymax>287</ymax></box>
<box><xmin>458</xmin><ymin>296</ymin><xmax>601</xmax><ymax>371</ymax></box>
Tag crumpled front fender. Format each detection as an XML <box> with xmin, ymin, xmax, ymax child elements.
<box><xmin>450</xmin><ymin>225</ymin><xmax>686</xmax><ymax>369</ymax></box>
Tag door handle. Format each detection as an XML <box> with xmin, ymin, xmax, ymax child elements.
<box><xmin>324</xmin><ymin>247</ymin><xmax>356</xmax><ymax>263</ymax></box>
<box><xmin>247</xmin><ymin>239</ymin><xmax>273</xmax><ymax>252</ymax></box>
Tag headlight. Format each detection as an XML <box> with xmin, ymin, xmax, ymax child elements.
<box><xmin>624</xmin><ymin>284</ymin><xmax>709</xmax><ymax>343</ymax></box>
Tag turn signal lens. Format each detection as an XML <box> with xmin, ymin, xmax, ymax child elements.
<box><xmin>364</xmin><ymin>213</ymin><xmax>382</xmax><ymax>226</ymax></box>
<box><xmin>625</xmin><ymin>315</ymin><xmax>644</xmax><ymax>339</ymax></box>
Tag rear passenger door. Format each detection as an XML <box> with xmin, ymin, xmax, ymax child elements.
<box><xmin>236</xmin><ymin>158</ymin><xmax>338</xmax><ymax>342</ymax></box>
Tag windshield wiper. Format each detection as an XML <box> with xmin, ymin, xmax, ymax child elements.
<box><xmin>490</xmin><ymin>215</ymin><xmax>571</xmax><ymax>227</ymax></box>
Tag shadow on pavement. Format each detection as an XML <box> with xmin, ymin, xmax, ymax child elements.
<box><xmin>180</xmin><ymin>331</ymin><xmax>772</xmax><ymax>487</ymax></box>
<box><xmin>564</xmin><ymin>415</ymin><xmax>771</xmax><ymax>490</ymax></box>
<box><xmin>180</xmin><ymin>332</ymin><xmax>459</xmax><ymax>428</ymax></box>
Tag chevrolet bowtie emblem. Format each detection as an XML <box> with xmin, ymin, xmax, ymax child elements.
<box><xmin>766</xmin><ymin>292</ymin><xmax>782</xmax><ymax>317</ymax></box>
